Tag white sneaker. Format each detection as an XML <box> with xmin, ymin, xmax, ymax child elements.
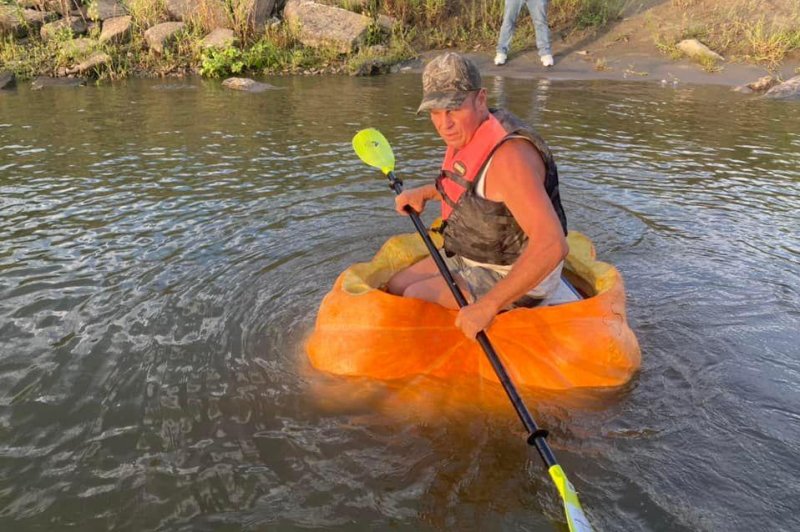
<box><xmin>541</xmin><ymin>54</ymin><xmax>554</xmax><ymax>67</ymax></box>
<box><xmin>494</xmin><ymin>52</ymin><xmax>507</xmax><ymax>66</ymax></box>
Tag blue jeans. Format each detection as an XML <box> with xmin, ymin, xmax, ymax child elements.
<box><xmin>496</xmin><ymin>0</ymin><xmax>551</xmax><ymax>57</ymax></box>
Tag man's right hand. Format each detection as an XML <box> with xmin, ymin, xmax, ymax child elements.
<box><xmin>395</xmin><ymin>185</ymin><xmax>436</xmax><ymax>215</ymax></box>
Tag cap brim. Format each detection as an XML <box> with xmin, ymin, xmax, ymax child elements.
<box><xmin>416</xmin><ymin>91</ymin><xmax>471</xmax><ymax>115</ymax></box>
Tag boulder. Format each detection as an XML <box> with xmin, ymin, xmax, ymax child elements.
<box><xmin>0</xmin><ymin>6</ymin><xmax>22</xmax><ymax>37</ymax></box>
<box><xmin>677</xmin><ymin>39</ymin><xmax>724</xmax><ymax>62</ymax></box>
<box><xmin>40</xmin><ymin>16</ymin><xmax>89</xmax><ymax>40</ymax></box>
<box><xmin>376</xmin><ymin>14</ymin><xmax>396</xmax><ymax>31</ymax></box>
<box><xmin>222</xmin><ymin>77</ymin><xmax>274</xmax><ymax>92</ymax></box>
<box><xmin>66</xmin><ymin>51</ymin><xmax>111</xmax><ymax>74</ymax></box>
<box><xmin>733</xmin><ymin>75</ymin><xmax>780</xmax><ymax>94</ymax></box>
<box><xmin>283</xmin><ymin>0</ymin><xmax>371</xmax><ymax>54</ymax></box>
<box><xmin>24</xmin><ymin>8</ymin><xmax>58</xmax><ymax>24</ymax></box>
<box><xmin>19</xmin><ymin>0</ymin><xmax>79</xmax><ymax>15</ymax></box>
<box><xmin>748</xmin><ymin>75</ymin><xmax>780</xmax><ymax>93</ymax></box>
<box><xmin>166</xmin><ymin>0</ymin><xmax>195</xmax><ymax>20</ymax></box>
<box><xmin>62</xmin><ymin>37</ymin><xmax>96</xmax><ymax>58</ymax></box>
<box><xmin>763</xmin><ymin>75</ymin><xmax>800</xmax><ymax>100</ymax></box>
<box><xmin>91</xmin><ymin>0</ymin><xmax>127</xmax><ymax>21</ymax></box>
<box><xmin>240</xmin><ymin>0</ymin><xmax>275</xmax><ymax>33</ymax></box>
<box><xmin>99</xmin><ymin>15</ymin><xmax>132</xmax><ymax>44</ymax></box>
<box><xmin>319</xmin><ymin>0</ymin><xmax>368</xmax><ymax>10</ymax></box>
<box><xmin>31</xmin><ymin>76</ymin><xmax>86</xmax><ymax>90</ymax></box>
<box><xmin>1</xmin><ymin>7</ymin><xmax>58</xmax><ymax>37</ymax></box>
<box><xmin>165</xmin><ymin>0</ymin><xmax>228</xmax><ymax>26</ymax></box>
<box><xmin>70</xmin><ymin>5</ymin><xmax>89</xmax><ymax>18</ymax></box>
<box><xmin>202</xmin><ymin>27</ymin><xmax>236</xmax><ymax>49</ymax></box>
<box><xmin>144</xmin><ymin>21</ymin><xmax>185</xmax><ymax>54</ymax></box>
<box><xmin>0</xmin><ymin>71</ymin><xmax>16</xmax><ymax>90</ymax></box>
<box><xmin>351</xmin><ymin>58</ymin><xmax>390</xmax><ymax>76</ymax></box>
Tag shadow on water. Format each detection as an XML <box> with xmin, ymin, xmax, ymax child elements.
<box><xmin>0</xmin><ymin>74</ymin><xmax>798</xmax><ymax>531</ymax></box>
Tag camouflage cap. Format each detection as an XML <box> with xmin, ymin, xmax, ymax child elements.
<box><xmin>417</xmin><ymin>52</ymin><xmax>482</xmax><ymax>114</ymax></box>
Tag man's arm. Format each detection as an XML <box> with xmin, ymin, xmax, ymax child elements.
<box><xmin>455</xmin><ymin>138</ymin><xmax>568</xmax><ymax>338</ymax></box>
<box><xmin>394</xmin><ymin>183</ymin><xmax>442</xmax><ymax>215</ymax></box>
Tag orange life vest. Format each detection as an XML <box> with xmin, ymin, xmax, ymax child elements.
<box><xmin>438</xmin><ymin>113</ymin><xmax>509</xmax><ymax>220</ymax></box>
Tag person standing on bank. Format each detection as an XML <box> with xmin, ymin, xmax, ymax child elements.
<box><xmin>494</xmin><ymin>0</ymin><xmax>554</xmax><ymax>67</ymax></box>
<box><xmin>387</xmin><ymin>52</ymin><xmax>576</xmax><ymax>340</ymax></box>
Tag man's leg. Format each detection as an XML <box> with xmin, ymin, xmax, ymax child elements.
<box><xmin>402</xmin><ymin>274</ymin><xmax>473</xmax><ymax>310</ymax></box>
<box><xmin>386</xmin><ymin>256</ymin><xmax>440</xmax><ymax>296</ymax></box>
<box><xmin>386</xmin><ymin>255</ymin><xmax>474</xmax><ymax>308</ymax></box>
<box><xmin>526</xmin><ymin>0</ymin><xmax>552</xmax><ymax>57</ymax></box>
<box><xmin>496</xmin><ymin>0</ymin><xmax>525</xmax><ymax>55</ymax></box>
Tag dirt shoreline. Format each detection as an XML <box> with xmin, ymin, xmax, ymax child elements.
<box><xmin>406</xmin><ymin>0</ymin><xmax>800</xmax><ymax>89</ymax></box>
<box><xmin>408</xmin><ymin>47</ymin><xmax>800</xmax><ymax>89</ymax></box>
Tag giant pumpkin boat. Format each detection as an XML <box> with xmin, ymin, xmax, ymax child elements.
<box><xmin>306</xmin><ymin>229</ymin><xmax>641</xmax><ymax>391</ymax></box>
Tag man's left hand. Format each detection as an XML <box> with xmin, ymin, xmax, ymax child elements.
<box><xmin>455</xmin><ymin>300</ymin><xmax>499</xmax><ymax>340</ymax></box>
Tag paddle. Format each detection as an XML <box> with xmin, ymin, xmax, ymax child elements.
<box><xmin>352</xmin><ymin>128</ymin><xmax>593</xmax><ymax>532</ymax></box>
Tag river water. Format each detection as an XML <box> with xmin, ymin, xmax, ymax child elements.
<box><xmin>0</xmin><ymin>74</ymin><xmax>798</xmax><ymax>531</ymax></box>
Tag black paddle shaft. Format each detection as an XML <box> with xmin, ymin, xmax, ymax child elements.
<box><xmin>387</xmin><ymin>171</ymin><xmax>557</xmax><ymax>468</ymax></box>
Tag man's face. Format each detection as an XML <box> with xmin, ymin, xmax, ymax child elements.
<box><xmin>429</xmin><ymin>90</ymin><xmax>487</xmax><ymax>150</ymax></box>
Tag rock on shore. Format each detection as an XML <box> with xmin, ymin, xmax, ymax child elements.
<box><xmin>1</xmin><ymin>71</ymin><xmax>16</xmax><ymax>90</ymax></box>
<box><xmin>222</xmin><ymin>77</ymin><xmax>276</xmax><ymax>92</ymax></box>
<box><xmin>764</xmin><ymin>76</ymin><xmax>800</xmax><ymax>100</ymax></box>
<box><xmin>144</xmin><ymin>22</ymin><xmax>185</xmax><ymax>54</ymax></box>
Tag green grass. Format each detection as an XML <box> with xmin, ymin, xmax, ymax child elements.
<box><xmin>745</xmin><ymin>20</ymin><xmax>800</xmax><ymax>67</ymax></box>
<box><xmin>0</xmin><ymin>0</ymin><xmax>632</xmax><ymax>80</ymax></box>
<box><xmin>653</xmin><ymin>1</ymin><xmax>800</xmax><ymax>69</ymax></box>
<box><xmin>550</xmin><ymin>0</ymin><xmax>627</xmax><ymax>30</ymax></box>
<box><xmin>4</xmin><ymin>0</ymin><xmax>795</xmax><ymax>80</ymax></box>
<box><xmin>382</xmin><ymin>0</ymin><xmax>625</xmax><ymax>51</ymax></box>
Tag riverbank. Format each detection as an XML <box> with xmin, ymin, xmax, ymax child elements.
<box><xmin>413</xmin><ymin>41</ymin><xmax>800</xmax><ymax>91</ymax></box>
<box><xmin>1</xmin><ymin>0</ymin><xmax>799</xmax><ymax>88</ymax></box>
<box><xmin>453</xmin><ymin>0</ymin><xmax>800</xmax><ymax>88</ymax></box>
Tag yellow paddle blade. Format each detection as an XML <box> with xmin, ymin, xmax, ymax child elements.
<box><xmin>549</xmin><ymin>465</ymin><xmax>593</xmax><ymax>532</ymax></box>
<box><xmin>352</xmin><ymin>128</ymin><xmax>395</xmax><ymax>175</ymax></box>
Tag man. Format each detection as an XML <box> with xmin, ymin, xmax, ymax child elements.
<box><xmin>387</xmin><ymin>52</ymin><xmax>576</xmax><ymax>339</ymax></box>
<box><xmin>494</xmin><ymin>0</ymin><xmax>554</xmax><ymax>67</ymax></box>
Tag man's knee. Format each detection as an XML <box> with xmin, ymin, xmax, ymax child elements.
<box><xmin>403</xmin><ymin>278</ymin><xmax>461</xmax><ymax>309</ymax></box>
<box><xmin>386</xmin><ymin>258</ymin><xmax>435</xmax><ymax>295</ymax></box>
<box><xmin>402</xmin><ymin>281</ymin><xmax>430</xmax><ymax>301</ymax></box>
<box><xmin>386</xmin><ymin>273</ymin><xmax>410</xmax><ymax>295</ymax></box>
